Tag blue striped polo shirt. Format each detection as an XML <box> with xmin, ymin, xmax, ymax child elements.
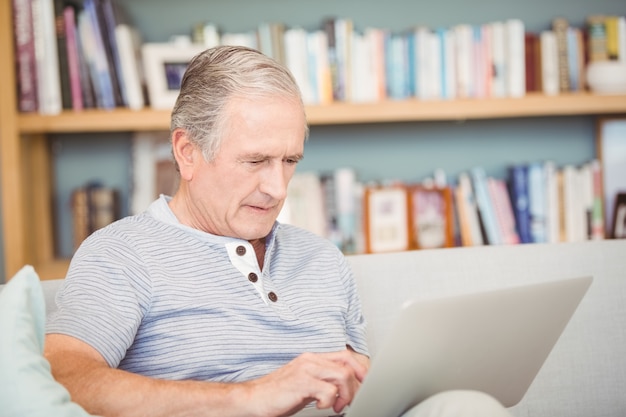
<box><xmin>46</xmin><ymin>195</ymin><xmax>369</xmax><ymax>382</ymax></box>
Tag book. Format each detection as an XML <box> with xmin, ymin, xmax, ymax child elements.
<box><xmin>33</xmin><ymin>0</ymin><xmax>63</xmax><ymax>114</ymax></box>
<box><xmin>552</xmin><ymin>17</ymin><xmax>570</xmax><ymax>92</ymax></box>
<box><xmin>114</xmin><ymin>23</ymin><xmax>145</xmax><ymax>110</ymax></box>
<box><xmin>308</xmin><ymin>30</ymin><xmax>333</xmax><ymax>105</ymax></box>
<box><xmin>566</xmin><ymin>27</ymin><xmax>582</xmax><ymax>91</ymax></box>
<box><xmin>561</xmin><ymin>164</ymin><xmax>583</xmax><ymax>242</ymax></box>
<box><xmin>488</xmin><ymin>178</ymin><xmax>520</xmax><ymax>245</ymax></box>
<box><xmin>586</xmin><ymin>15</ymin><xmax>609</xmax><ymax>62</ymax></box>
<box><xmin>454</xmin><ymin>24</ymin><xmax>474</xmax><ymax>99</ymax></box>
<box><xmin>544</xmin><ymin>160</ymin><xmax>561</xmax><ymax>243</ymax></box>
<box><xmin>527</xmin><ymin>162</ymin><xmax>547</xmax><ymax>243</ymax></box>
<box><xmin>540</xmin><ymin>30</ymin><xmax>559</xmax><ymax>95</ymax></box>
<box><xmin>489</xmin><ymin>21</ymin><xmax>506</xmax><ymax>98</ymax></box>
<box><xmin>470</xmin><ymin>167</ymin><xmax>501</xmax><ymax>245</ymax></box>
<box><xmin>79</xmin><ymin>0</ymin><xmax>116</xmax><ymax>109</ymax></box>
<box><xmin>505</xmin><ymin>18</ymin><xmax>526</xmax><ymax>97</ymax></box>
<box><xmin>63</xmin><ymin>4</ymin><xmax>83</xmax><ymax>111</ymax></box>
<box><xmin>53</xmin><ymin>0</ymin><xmax>72</xmax><ymax>109</ymax></box>
<box><xmin>524</xmin><ymin>32</ymin><xmax>541</xmax><ymax>93</ymax></box>
<box><xmin>605</xmin><ymin>15</ymin><xmax>620</xmax><ymax>60</ymax></box>
<box><xmin>99</xmin><ymin>0</ymin><xmax>128</xmax><ymax>107</ymax></box>
<box><xmin>455</xmin><ymin>172</ymin><xmax>484</xmax><ymax>246</ymax></box>
<box><xmin>589</xmin><ymin>159</ymin><xmax>605</xmax><ymax>240</ymax></box>
<box><xmin>334</xmin><ymin>167</ymin><xmax>359</xmax><ymax>253</ymax></box>
<box><xmin>12</xmin><ymin>0</ymin><xmax>39</xmax><ymax>112</ymax></box>
<box><xmin>508</xmin><ymin>164</ymin><xmax>532</xmax><ymax>244</ymax></box>
<box><xmin>284</xmin><ymin>27</ymin><xmax>314</xmax><ymax>104</ymax></box>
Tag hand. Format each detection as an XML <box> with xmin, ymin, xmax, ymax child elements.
<box><xmin>243</xmin><ymin>349</ymin><xmax>370</xmax><ymax>417</ymax></box>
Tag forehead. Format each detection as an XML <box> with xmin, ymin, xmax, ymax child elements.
<box><xmin>220</xmin><ymin>95</ymin><xmax>307</xmax><ymax>149</ymax></box>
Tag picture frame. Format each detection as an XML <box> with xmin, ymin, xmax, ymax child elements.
<box><xmin>363</xmin><ymin>184</ymin><xmax>410</xmax><ymax>253</ymax></box>
<box><xmin>611</xmin><ymin>192</ymin><xmax>626</xmax><ymax>239</ymax></box>
<box><xmin>407</xmin><ymin>185</ymin><xmax>454</xmax><ymax>249</ymax></box>
<box><xmin>141</xmin><ymin>42</ymin><xmax>205</xmax><ymax>109</ymax></box>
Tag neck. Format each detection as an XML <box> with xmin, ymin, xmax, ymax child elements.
<box><xmin>249</xmin><ymin>238</ymin><xmax>266</xmax><ymax>270</ymax></box>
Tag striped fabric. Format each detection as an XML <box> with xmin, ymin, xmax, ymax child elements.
<box><xmin>46</xmin><ymin>196</ymin><xmax>369</xmax><ymax>382</ymax></box>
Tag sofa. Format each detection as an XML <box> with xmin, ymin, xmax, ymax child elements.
<box><xmin>1</xmin><ymin>239</ymin><xmax>625</xmax><ymax>416</ymax></box>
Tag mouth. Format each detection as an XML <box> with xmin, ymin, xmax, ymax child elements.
<box><xmin>246</xmin><ymin>204</ymin><xmax>275</xmax><ymax>213</ymax></box>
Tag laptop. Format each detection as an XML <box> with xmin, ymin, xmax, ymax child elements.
<box><xmin>294</xmin><ymin>275</ymin><xmax>593</xmax><ymax>417</ymax></box>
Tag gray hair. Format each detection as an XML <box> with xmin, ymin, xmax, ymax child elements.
<box><xmin>170</xmin><ymin>45</ymin><xmax>309</xmax><ymax>163</ymax></box>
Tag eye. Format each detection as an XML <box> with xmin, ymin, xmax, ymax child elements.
<box><xmin>284</xmin><ymin>158</ymin><xmax>300</xmax><ymax>165</ymax></box>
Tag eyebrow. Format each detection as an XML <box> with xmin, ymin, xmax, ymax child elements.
<box><xmin>243</xmin><ymin>152</ymin><xmax>304</xmax><ymax>161</ymax></box>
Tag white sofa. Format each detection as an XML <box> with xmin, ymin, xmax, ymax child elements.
<box><xmin>9</xmin><ymin>239</ymin><xmax>626</xmax><ymax>416</ymax></box>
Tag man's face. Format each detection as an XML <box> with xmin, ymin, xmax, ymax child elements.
<box><xmin>184</xmin><ymin>95</ymin><xmax>306</xmax><ymax>241</ymax></box>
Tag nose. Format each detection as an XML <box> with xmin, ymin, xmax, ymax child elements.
<box><xmin>259</xmin><ymin>162</ymin><xmax>289</xmax><ymax>201</ymax></box>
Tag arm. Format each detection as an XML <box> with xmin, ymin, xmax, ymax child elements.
<box><xmin>45</xmin><ymin>334</ymin><xmax>369</xmax><ymax>417</ymax></box>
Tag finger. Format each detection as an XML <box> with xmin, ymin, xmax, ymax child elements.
<box><xmin>320</xmin><ymin>350</ymin><xmax>369</xmax><ymax>382</ymax></box>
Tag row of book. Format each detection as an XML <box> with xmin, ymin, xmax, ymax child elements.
<box><xmin>13</xmin><ymin>1</ymin><xmax>626</xmax><ymax>114</ymax></box>
<box><xmin>187</xmin><ymin>15</ymin><xmax>626</xmax><ymax>103</ymax></box>
<box><xmin>278</xmin><ymin>160</ymin><xmax>607</xmax><ymax>255</ymax></box>
<box><xmin>13</xmin><ymin>0</ymin><xmax>145</xmax><ymax>114</ymax></box>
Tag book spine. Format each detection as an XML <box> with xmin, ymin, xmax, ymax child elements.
<box><xmin>457</xmin><ymin>172</ymin><xmax>484</xmax><ymax>246</ymax></box>
<box><xmin>540</xmin><ymin>30</ymin><xmax>559</xmax><ymax>95</ymax></box>
<box><xmin>586</xmin><ymin>15</ymin><xmax>608</xmax><ymax>62</ymax></box>
<box><xmin>590</xmin><ymin>160</ymin><xmax>605</xmax><ymax>240</ymax></box>
<box><xmin>100</xmin><ymin>0</ymin><xmax>126</xmax><ymax>106</ymax></box>
<box><xmin>454</xmin><ymin>24</ymin><xmax>474</xmax><ymax>99</ymax></box>
<box><xmin>544</xmin><ymin>161</ymin><xmax>561</xmax><ymax>243</ymax></box>
<box><xmin>33</xmin><ymin>0</ymin><xmax>63</xmax><ymax>114</ymax></box>
<box><xmin>12</xmin><ymin>0</ymin><xmax>39</xmax><ymax>112</ymax></box>
<box><xmin>114</xmin><ymin>24</ymin><xmax>145</xmax><ymax>110</ymax></box>
<box><xmin>53</xmin><ymin>0</ymin><xmax>72</xmax><ymax>109</ymax></box>
<box><xmin>82</xmin><ymin>0</ymin><xmax>116</xmax><ymax>109</ymax></box>
<box><xmin>488</xmin><ymin>178</ymin><xmax>520</xmax><ymax>245</ymax></box>
<box><xmin>64</xmin><ymin>5</ymin><xmax>83</xmax><ymax>111</ymax></box>
<box><xmin>605</xmin><ymin>15</ymin><xmax>620</xmax><ymax>60</ymax></box>
<box><xmin>528</xmin><ymin>162</ymin><xmax>547</xmax><ymax>243</ymax></box>
<box><xmin>505</xmin><ymin>18</ymin><xmax>526</xmax><ymax>97</ymax></box>
<box><xmin>566</xmin><ymin>27</ymin><xmax>580</xmax><ymax>91</ymax></box>
<box><xmin>552</xmin><ymin>17</ymin><xmax>571</xmax><ymax>92</ymax></box>
<box><xmin>509</xmin><ymin>164</ymin><xmax>532</xmax><ymax>244</ymax></box>
<box><xmin>470</xmin><ymin>167</ymin><xmax>501</xmax><ymax>245</ymax></box>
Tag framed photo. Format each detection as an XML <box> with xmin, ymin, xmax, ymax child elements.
<box><xmin>142</xmin><ymin>42</ymin><xmax>205</xmax><ymax>109</ymax></box>
<box><xmin>611</xmin><ymin>193</ymin><xmax>626</xmax><ymax>239</ymax></box>
<box><xmin>363</xmin><ymin>184</ymin><xmax>410</xmax><ymax>253</ymax></box>
<box><xmin>408</xmin><ymin>186</ymin><xmax>454</xmax><ymax>249</ymax></box>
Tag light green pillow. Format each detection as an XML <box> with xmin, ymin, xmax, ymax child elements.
<box><xmin>0</xmin><ymin>265</ymin><xmax>94</xmax><ymax>417</ymax></box>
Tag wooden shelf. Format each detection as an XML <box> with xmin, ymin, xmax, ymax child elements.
<box><xmin>17</xmin><ymin>92</ymin><xmax>626</xmax><ymax>134</ymax></box>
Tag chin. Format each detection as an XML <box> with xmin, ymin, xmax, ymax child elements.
<box><xmin>237</xmin><ymin>224</ymin><xmax>274</xmax><ymax>241</ymax></box>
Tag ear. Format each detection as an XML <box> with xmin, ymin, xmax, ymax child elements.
<box><xmin>171</xmin><ymin>128</ymin><xmax>198</xmax><ymax>181</ymax></box>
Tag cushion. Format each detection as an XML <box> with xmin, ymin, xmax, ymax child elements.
<box><xmin>0</xmin><ymin>265</ymin><xmax>94</xmax><ymax>417</ymax></box>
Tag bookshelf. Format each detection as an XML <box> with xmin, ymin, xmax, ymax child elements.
<box><xmin>2</xmin><ymin>1</ymin><xmax>626</xmax><ymax>281</ymax></box>
<box><xmin>16</xmin><ymin>93</ymin><xmax>626</xmax><ymax>132</ymax></box>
